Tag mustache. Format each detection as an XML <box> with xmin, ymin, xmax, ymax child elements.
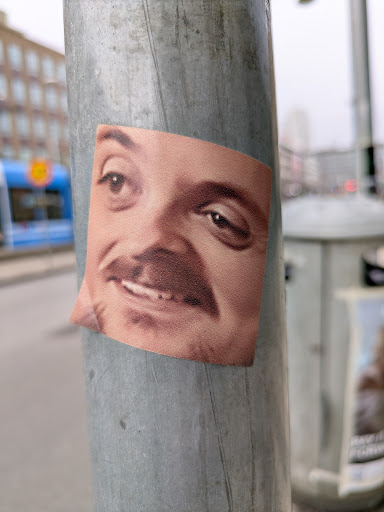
<box><xmin>102</xmin><ymin>248</ymin><xmax>218</xmax><ymax>316</ymax></box>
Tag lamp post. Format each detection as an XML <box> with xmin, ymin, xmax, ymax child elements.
<box><xmin>64</xmin><ymin>0</ymin><xmax>291</xmax><ymax>510</ymax></box>
<box><xmin>349</xmin><ymin>0</ymin><xmax>376</xmax><ymax>194</ymax></box>
<box><xmin>297</xmin><ymin>0</ymin><xmax>376</xmax><ymax>194</ymax></box>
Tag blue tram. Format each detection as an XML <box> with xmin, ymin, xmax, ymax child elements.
<box><xmin>0</xmin><ymin>159</ymin><xmax>74</xmax><ymax>249</ymax></box>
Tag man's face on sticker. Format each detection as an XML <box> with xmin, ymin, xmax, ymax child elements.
<box><xmin>83</xmin><ymin>126</ymin><xmax>271</xmax><ymax>365</ymax></box>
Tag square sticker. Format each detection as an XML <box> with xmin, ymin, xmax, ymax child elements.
<box><xmin>71</xmin><ymin>125</ymin><xmax>272</xmax><ymax>365</ymax></box>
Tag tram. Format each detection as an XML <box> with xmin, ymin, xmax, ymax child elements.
<box><xmin>0</xmin><ymin>159</ymin><xmax>73</xmax><ymax>249</ymax></box>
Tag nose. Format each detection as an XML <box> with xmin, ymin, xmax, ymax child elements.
<box><xmin>127</xmin><ymin>202</ymin><xmax>194</xmax><ymax>259</ymax></box>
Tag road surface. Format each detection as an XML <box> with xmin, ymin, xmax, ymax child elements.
<box><xmin>0</xmin><ymin>270</ymin><xmax>93</xmax><ymax>512</ymax></box>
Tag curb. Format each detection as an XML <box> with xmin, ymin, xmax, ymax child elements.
<box><xmin>0</xmin><ymin>243</ymin><xmax>75</xmax><ymax>261</ymax></box>
<box><xmin>0</xmin><ymin>263</ymin><xmax>76</xmax><ymax>288</ymax></box>
<box><xmin>0</xmin><ymin>245</ymin><xmax>77</xmax><ymax>287</ymax></box>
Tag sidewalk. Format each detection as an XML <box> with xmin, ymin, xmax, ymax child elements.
<box><xmin>0</xmin><ymin>245</ymin><xmax>76</xmax><ymax>286</ymax></box>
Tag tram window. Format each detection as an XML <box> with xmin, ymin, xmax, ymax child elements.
<box><xmin>9</xmin><ymin>188</ymin><xmax>35</xmax><ymax>222</ymax></box>
<box><xmin>45</xmin><ymin>190</ymin><xmax>63</xmax><ymax>220</ymax></box>
<box><xmin>9</xmin><ymin>188</ymin><xmax>63</xmax><ymax>222</ymax></box>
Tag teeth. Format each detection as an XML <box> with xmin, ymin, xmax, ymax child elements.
<box><xmin>121</xmin><ymin>280</ymin><xmax>184</xmax><ymax>303</ymax></box>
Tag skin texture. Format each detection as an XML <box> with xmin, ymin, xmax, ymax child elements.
<box><xmin>71</xmin><ymin>125</ymin><xmax>272</xmax><ymax>365</ymax></box>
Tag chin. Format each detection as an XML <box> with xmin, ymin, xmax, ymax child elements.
<box><xmin>99</xmin><ymin>310</ymin><xmax>254</xmax><ymax>366</ymax></box>
<box><xmin>86</xmin><ymin>283</ymin><xmax>256</xmax><ymax>365</ymax></box>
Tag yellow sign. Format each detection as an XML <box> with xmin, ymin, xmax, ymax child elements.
<box><xmin>28</xmin><ymin>160</ymin><xmax>53</xmax><ymax>187</ymax></box>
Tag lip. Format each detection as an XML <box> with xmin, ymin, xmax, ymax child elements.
<box><xmin>121</xmin><ymin>279</ymin><xmax>202</xmax><ymax>305</ymax></box>
<box><xmin>109</xmin><ymin>277</ymin><xmax>207</xmax><ymax>315</ymax></box>
<box><xmin>102</xmin><ymin>253</ymin><xmax>218</xmax><ymax>317</ymax></box>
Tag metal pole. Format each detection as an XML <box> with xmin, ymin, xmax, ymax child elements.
<box><xmin>350</xmin><ymin>0</ymin><xmax>376</xmax><ymax>194</ymax></box>
<box><xmin>64</xmin><ymin>1</ymin><xmax>290</xmax><ymax>510</ymax></box>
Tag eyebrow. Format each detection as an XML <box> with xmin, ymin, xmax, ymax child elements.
<box><xmin>97</xmin><ymin>128</ymin><xmax>137</xmax><ymax>150</ymax></box>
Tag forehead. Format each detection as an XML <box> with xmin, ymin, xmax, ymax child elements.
<box><xmin>94</xmin><ymin>124</ymin><xmax>271</xmax><ymax>192</ymax></box>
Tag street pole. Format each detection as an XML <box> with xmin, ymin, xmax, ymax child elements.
<box><xmin>350</xmin><ymin>0</ymin><xmax>376</xmax><ymax>194</ymax></box>
<box><xmin>64</xmin><ymin>1</ymin><xmax>290</xmax><ymax>510</ymax></box>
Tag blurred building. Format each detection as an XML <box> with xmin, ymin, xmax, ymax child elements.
<box><xmin>313</xmin><ymin>148</ymin><xmax>356</xmax><ymax>192</ymax></box>
<box><xmin>280</xmin><ymin>144</ymin><xmax>384</xmax><ymax>200</ymax></box>
<box><xmin>0</xmin><ymin>10</ymin><xmax>69</xmax><ymax>167</ymax></box>
<box><xmin>281</xmin><ymin>108</ymin><xmax>311</xmax><ymax>154</ymax></box>
<box><xmin>280</xmin><ymin>109</ymin><xmax>314</xmax><ymax>197</ymax></box>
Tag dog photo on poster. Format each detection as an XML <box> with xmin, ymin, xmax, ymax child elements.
<box><xmin>70</xmin><ymin>125</ymin><xmax>272</xmax><ymax>366</ymax></box>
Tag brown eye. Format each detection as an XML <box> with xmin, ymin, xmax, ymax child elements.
<box><xmin>196</xmin><ymin>202</ymin><xmax>252</xmax><ymax>250</ymax></box>
<box><xmin>99</xmin><ymin>172</ymin><xmax>125</xmax><ymax>193</ymax></box>
<box><xmin>98</xmin><ymin>166</ymin><xmax>142</xmax><ymax>210</ymax></box>
<box><xmin>97</xmin><ymin>155</ymin><xmax>143</xmax><ymax>211</ymax></box>
<box><xmin>204</xmin><ymin>210</ymin><xmax>249</xmax><ymax>238</ymax></box>
<box><xmin>209</xmin><ymin>212</ymin><xmax>233</xmax><ymax>230</ymax></box>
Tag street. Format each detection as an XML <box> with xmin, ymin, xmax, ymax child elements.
<box><xmin>0</xmin><ymin>270</ymin><xmax>93</xmax><ymax>512</ymax></box>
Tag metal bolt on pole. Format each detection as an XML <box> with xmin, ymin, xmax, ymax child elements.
<box><xmin>64</xmin><ymin>1</ymin><xmax>290</xmax><ymax>510</ymax></box>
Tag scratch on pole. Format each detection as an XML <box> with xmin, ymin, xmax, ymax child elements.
<box><xmin>142</xmin><ymin>0</ymin><xmax>169</xmax><ymax>132</ymax></box>
<box><xmin>205</xmin><ymin>365</ymin><xmax>234</xmax><ymax>512</ymax></box>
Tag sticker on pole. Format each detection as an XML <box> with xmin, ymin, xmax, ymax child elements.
<box><xmin>70</xmin><ymin>125</ymin><xmax>272</xmax><ymax>366</ymax></box>
<box><xmin>28</xmin><ymin>160</ymin><xmax>53</xmax><ymax>188</ymax></box>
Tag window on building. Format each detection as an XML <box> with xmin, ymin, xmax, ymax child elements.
<box><xmin>36</xmin><ymin>146</ymin><xmax>48</xmax><ymax>159</ymax></box>
<box><xmin>19</xmin><ymin>145</ymin><xmax>32</xmax><ymax>161</ymax></box>
<box><xmin>8</xmin><ymin>43</ymin><xmax>23</xmax><ymax>71</ymax></box>
<box><xmin>42</xmin><ymin>56</ymin><xmax>55</xmax><ymax>79</ymax></box>
<box><xmin>46</xmin><ymin>85</ymin><xmax>57</xmax><ymax>112</ymax></box>
<box><xmin>0</xmin><ymin>72</ymin><xmax>8</xmax><ymax>98</ymax></box>
<box><xmin>62</xmin><ymin>123</ymin><xmax>69</xmax><ymax>144</ymax></box>
<box><xmin>50</xmin><ymin>140</ymin><xmax>60</xmax><ymax>162</ymax></box>
<box><xmin>49</xmin><ymin>118</ymin><xmax>60</xmax><ymax>140</ymax></box>
<box><xmin>57</xmin><ymin>62</ymin><xmax>66</xmax><ymax>83</ymax></box>
<box><xmin>46</xmin><ymin>118</ymin><xmax>59</xmax><ymax>159</ymax></box>
<box><xmin>30</xmin><ymin>82</ymin><xmax>43</xmax><ymax>108</ymax></box>
<box><xmin>12</xmin><ymin>78</ymin><xmax>26</xmax><ymax>104</ymax></box>
<box><xmin>61</xmin><ymin>150</ymin><xmax>70</xmax><ymax>168</ymax></box>
<box><xmin>26</xmin><ymin>50</ymin><xmax>39</xmax><ymax>76</ymax></box>
<box><xmin>60</xmin><ymin>89</ymin><xmax>67</xmax><ymax>112</ymax></box>
<box><xmin>17</xmin><ymin>112</ymin><xmax>29</xmax><ymax>138</ymax></box>
<box><xmin>1</xmin><ymin>144</ymin><xmax>14</xmax><ymax>159</ymax></box>
<box><xmin>33</xmin><ymin>116</ymin><xmax>46</xmax><ymax>139</ymax></box>
<box><xmin>0</xmin><ymin>111</ymin><xmax>12</xmax><ymax>136</ymax></box>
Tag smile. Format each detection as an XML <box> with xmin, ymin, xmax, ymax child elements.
<box><xmin>120</xmin><ymin>279</ymin><xmax>202</xmax><ymax>306</ymax></box>
<box><xmin>104</xmin><ymin>256</ymin><xmax>218</xmax><ymax>317</ymax></box>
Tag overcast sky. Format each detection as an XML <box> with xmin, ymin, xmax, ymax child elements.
<box><xmin>0</xmin><ymin>0</ymin><xmax>382</xmax><ymax>151</ymax></box>
<box><xmin>271</xmin><ymin>0</ymin><xmax>384</xmax><ymax>151</ymax></box>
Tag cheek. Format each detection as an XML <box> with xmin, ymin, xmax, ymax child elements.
<box><xmin>88</xmin><ymin>212</ymin><xmax>114</xmax><ymax>249</ymax></box>
<box><xmin>217</xmin><ymin>256</ymin><xmax>261</xmax><ymax>315</ymax></box>
<box><xmin>88</xmin><ymin>191</ymin><xmax>132</xmax><ymax>242</ymax></box>
<box><xmin>86</xmin><ymin>195</ymin><xmax>124</xmax><ymax>270</ymax></box>
<box><xmin>194</xmin><ymin>237</ymin><xmax>264</xmax><ymax>316</ymax></box>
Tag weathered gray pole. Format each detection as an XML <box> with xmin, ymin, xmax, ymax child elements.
<box><xmin>64</xmin><ymin>1</ymin><xmax>290</xmax><ymax>510</ymax></box>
